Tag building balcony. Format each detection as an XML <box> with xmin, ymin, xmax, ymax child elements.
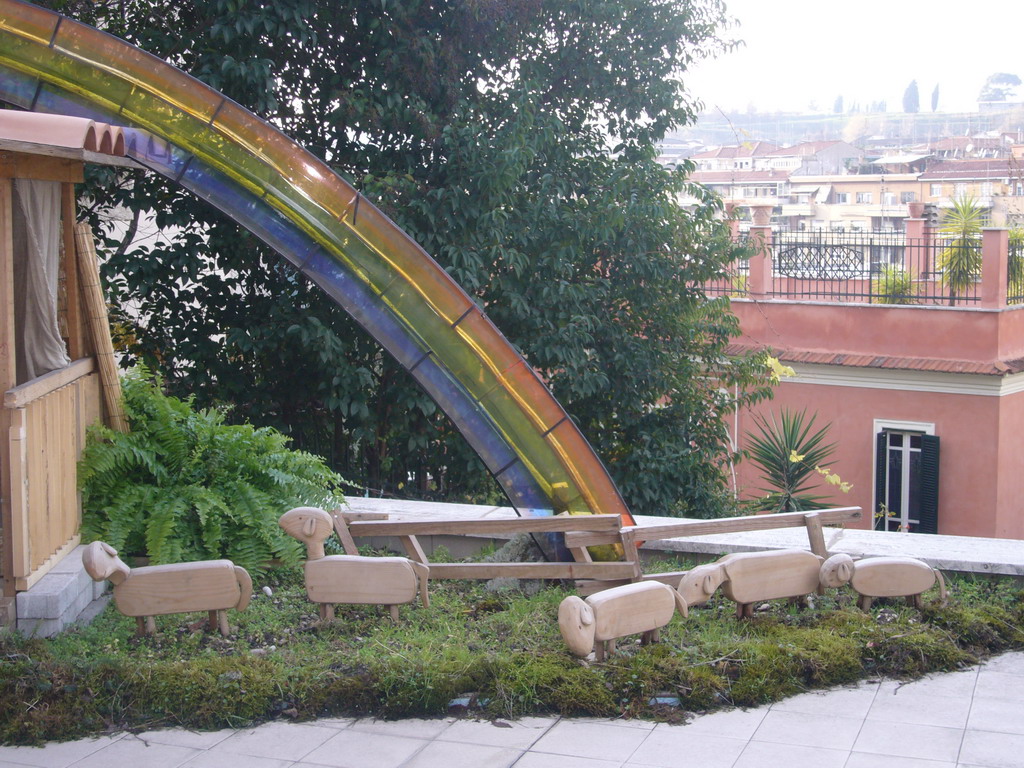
<box><xmin>706</xmin><ymin>225</ymin><xmax>1024</xmax><ymax>363</ymax></box>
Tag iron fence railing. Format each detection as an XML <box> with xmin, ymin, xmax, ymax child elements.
<box><xmin>1009</xmin><ymin>237</ymin><xmax>1024</xmax><ymax>305</ymax></box>
<box><xmin>708</xmin><ymin>231</ymin><xmax>987</xmax><ymax>306</ymax></box>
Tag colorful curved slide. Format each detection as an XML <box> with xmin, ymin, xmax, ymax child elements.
<box><xmin>0</xmin><ymin>0</ymin><xmax>633</xmax><ymax>532</ymax></box>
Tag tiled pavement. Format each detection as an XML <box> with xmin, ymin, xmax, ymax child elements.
<box><xmin>1</xmin><ymin>651</ymin><xmax>1022</xmax><ymax>768</ymax></box>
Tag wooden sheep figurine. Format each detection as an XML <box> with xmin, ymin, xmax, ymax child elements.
<box><xmin>678</xmin><ymin>549</ymin><xmax>824</xmax><ymax>619</ymax></box>
<box><xmin>676</xmin><ymin>553</ymin><xmax>743</xmax><ymax>609</ymax></box>
<box><xmin>820</xmin><ymin>554</ymin><xmax>948</xmax><ymax>610</ymax></box>
<box><xmin>558</xmin><ymin>581</ymin><xmax>688</xmax><ymax>661</ymax></box>
<box><xmin>82</xmin><ymin>541</ymin><xmax>252</xmax><ymax>636</ymax></box>
<box><xmin>279</xmin><ymin>506</ymin><xmax>429</xmax><ymax>622</ymax></box>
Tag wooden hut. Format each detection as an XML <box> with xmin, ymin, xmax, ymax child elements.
<box><xmin>0</xmin><ymin>111</ymin><xmax>129</xmax><ymax>632</ymax></box>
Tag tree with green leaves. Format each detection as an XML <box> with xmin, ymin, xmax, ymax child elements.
<box><xmin>59</xmin><ymin>0</ymin><xmax>771</xmax><ymax>518</ymax></box>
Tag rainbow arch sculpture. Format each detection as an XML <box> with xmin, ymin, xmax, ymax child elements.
<box><xmin>0</xmin><ymin>0</ymin><xmax>633</xmax><ymax>531</ymax></box>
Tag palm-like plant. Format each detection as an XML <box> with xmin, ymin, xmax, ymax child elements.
<box><xmin>744</xmin><ymin>409</ymin><xmax>837</xmax><ymax>513</ymax></box>
<box><xmin>937</xmin><ymin>196</ymin><xmax>984</xmax><ymax>305</ymax></box>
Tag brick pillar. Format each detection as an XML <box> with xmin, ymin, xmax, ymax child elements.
<box><xmin>981</xmin><ymin>227</ymin><xmax>1009</xmax><ymax>308</ymax></box>
<box><xmin>904</xmin><ymin>217</ymin><xmax>925</xmax><ymax>241</ymax></box>
<box><xmin>747</xmin><ymin>225</ymin><xmax>773</xmax><ymax>299</ymax></box>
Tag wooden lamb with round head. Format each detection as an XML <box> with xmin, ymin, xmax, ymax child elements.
<box><xmin>676</xmin><ymin>554</ymin><xmax>742</xmax><ymax>609</ymax></box>
<box><xmin>820</xmin><ymin>554</ymin><xmax>947</xmax><ymax>610</ymax></box>
<box><xmin>82</xmin><ymin>541</ymin><xmax>252</xmax><ymax>636</ymax></box>
<box><xmin>279</xmin><ymin>507</ymin><xmax>429</xmax><ymax>622</ymax></box>
<box><xmin>558</xmin><ymin>581</ymin><xmax>688</xmax><ymax>661</ymax></box>
<box><xmin>678</xmin><ymin>549</ymin><xmax>825</xmax><ymax>619</ymax></box>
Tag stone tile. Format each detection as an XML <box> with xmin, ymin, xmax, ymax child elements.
<box><xmin>751</xmin><ymin>709</ymin><xmax>864</xmax><ymax>750</ymax></box>
<box><xmin>0</xmin><ymin>735</ymin><xmax>123</xmax><ymax>768</ymax></box>
<box><xmin>400</xmin><ymin>740</ymin><xmax>521</xmax><ymax>768</ymax></box>
<box><xmin>512</xmin><ymin>754</ymin><xmax>622</xmax><ymax>768</ymax></box>
<box><xmin>133</xmin><ymin>728</ymin><xmax>235</xmax><ymax>750</ymax></box>
<box><xmin>867</xmin><ymin>691</ymin><xmax>971</xmax><ymax>728</ymax></box>
<box><xmin>853</xmin><ymin>721</ymin><xmax>964</xmax><ymax>763</ymax></box>
<box><xmin>68</xmin><ymin>737</ymin><xmax>200</xmax><ymax>768</ymax></box>
<box><xmin>973</xmin><ymin>671</ymin><xmax>1024</xmax><ymax>702</ymax></box>
<box><xmin>566</xmin><ymin>717</ymin><xmax>657</xmax><ymax>730</ymax></box>
<box><xmin>878</xmin><ymin>670</ymin><xmax>978</xmax><ymax>700</ymax></box>
<box><xmin>732</xmin><ymin>740</ymin><xmax>848</xmax><ymax>768</ymax></box>
<box><xmin>626</xmin><ymin>730</ymin><xmax>746</xmax><ymax>768</ymax></box>
<box><xmin>439</xmin><ymin>717</ymin><xmax>555</xmax><ymax>748</ymax></box>
<box><xmin>675</xmin><ymin>706</ymin><xmax>769</xmax><ymax>740</ymax></box>
<box><xmin>967</xmin><ymin>696</ymin><xmax>1024</xmax><ymax>735</ymax></box>
<box><xmin>347</xmin><ymin>717</ymin><xmax>454</xmax><ymax>739</ymax></box>
<box><xmin>298</xmin><ymin>728</ymin><xmax>427</xmax><ymax>768</ymax></box>
<box><xmin>212</xmin><ymin>722</ymin><xmax>335</xmax><ymax>762</ymax></box>
<box><xmin>181</xmin><ymin>752</ymin><xmax>293</xmax><ymax>768</ymax></box>
<box><xmin>979</xmin><ymin>652</ymin><xmax>1024</xmax><ymax>676</ymax></box>
<box><xmin>771</xmin><ymin>682</ymin><xmax>879</xmax><ymax>718</ymax></box>
<box><xmin>306</xmin><ymin>717</ymin><xmax>357</xmax><ymax>730</ymax></box>
<box><xmin>844</xmin><ymin>754</ymin><xmax>956</xmax><ymax>768</ymax></box>
<box><xmin>529</xmin><ymin>719</ymin><xmax>650</xmax><ymax>762</ymax></box>
<box><xmin>959</xmin><ymin>730</ymin><xmax>1024</xmax><ymax>768</ymax></box>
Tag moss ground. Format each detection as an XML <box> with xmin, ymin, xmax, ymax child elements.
<box><xmin>1</xmin><ymin>561</ymin><xmax>1021</xmax><ymax>745</ymax></box>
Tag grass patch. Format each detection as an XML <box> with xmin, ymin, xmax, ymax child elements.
<box><xmin>1</xmin><ymin>566</ymin><xmax>1021</xmax><ymax>744</ymax></box>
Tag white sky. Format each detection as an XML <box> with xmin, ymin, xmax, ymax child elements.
<box><xmin>684</xmin><ymin>0</ymin><xmax>1023</xmax><ymax>114</ymax></box>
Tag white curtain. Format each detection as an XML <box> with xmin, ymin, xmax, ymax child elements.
<box><xmin>13</xmin><ymin>178</ymin><xmax>71</xmax><ymax>384</ymax></box>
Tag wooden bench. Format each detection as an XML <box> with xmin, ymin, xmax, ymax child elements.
<box><xmin>328</xmin><ymin>506</ymin><xmax>863</xmax><ymax>593</ymax></box>
<box><xmin>331</xmin><ymin>511</ymin><xmax>642</xmax><ymax>582</ymax></box>
<box><xmin>565</xmin><ymin>506</ymin><xmax>863</xmax><ymax>594</ymax></box>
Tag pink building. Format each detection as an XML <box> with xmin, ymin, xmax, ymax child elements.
<box><xmin>728</xmin><ymin>218</ymin><xmax>1024</xmax><ymax>540</ymax></box>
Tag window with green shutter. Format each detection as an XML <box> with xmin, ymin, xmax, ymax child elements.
<box><xmin>874</xmin><ymin>430</ymin><xmax>940</xmax><ymax>533</ymax></box>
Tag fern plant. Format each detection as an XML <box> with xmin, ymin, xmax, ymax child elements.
<box><xmin>79</xmin><ymin>367</ymin><xmax>346</xmax><ymax>574</ymax></box>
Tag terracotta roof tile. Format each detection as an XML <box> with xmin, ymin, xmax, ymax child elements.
<box><xmin>726</xmin><ymin>343</ymin><xmax>1024</xmax><ymax>376</ymax></box>
<box><xmin>0</xmin><ymin>110</ymin><xmax>127</xmax><ymax>158</ymax></box>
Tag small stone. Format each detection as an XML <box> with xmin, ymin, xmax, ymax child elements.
<box><xmin>251</xmin><ymin>648</ymin><xmax>268</xmax><ymax>656</ymax></box>
<box><xmin>262</xmin><ymin>586</ymin><xmax>273</xmax><ymax>597</ymax></box>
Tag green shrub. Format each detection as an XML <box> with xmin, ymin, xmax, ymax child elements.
<box><xmin>873</xmin><ymin>265</ymin><xmax>918</xmax><ymax>305</ymax></box>
<box><xmin>79</xmin><ymin>367</ymin><xmax>345</xmax><ymax>574</ymax></box>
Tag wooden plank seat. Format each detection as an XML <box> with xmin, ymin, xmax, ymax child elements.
<box><xmin>327</xmin><ymin>506</ymin><xmax>862</xmax><ymax>594</ymax></box>
<box><xmin>565</xmin><ymin>507</ymin><xmax>863</xmax><ymax>595</ymax></box>
<box><xmin>332</xmin><ymin>511</ymin><xmax>640</xmax><ymax>583</ymax></box>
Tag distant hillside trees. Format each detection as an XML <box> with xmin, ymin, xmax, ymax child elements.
<box><xmin>979</xmin><ymin>73</ymin><xmax>1022</xmax><ymax>102</ymax></box>
<box><xmin>903</xmin><ymin>80</ymin><xmax>920</xmax><ymax>113</ymax></box>
<box><xmin>931</xmin><ymin>84</ymin><xmax>940</xmax><ymax>112</ymax></box>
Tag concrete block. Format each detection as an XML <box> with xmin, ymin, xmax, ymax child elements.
<box><xmin>17</xmin><ymin>572</ymin><xmax>81</xmax><ymax>619</ymax></box>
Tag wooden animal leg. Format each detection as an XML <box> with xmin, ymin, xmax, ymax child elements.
<box><xmin>317</xmin><ymin>604</ymin><xmax>335</xmax><ymax>622</ymax></box>
<box><xmin>911</xmin><ymin>594</ymin><xmax>923</xmax><ymax>610</ymax></box>
<box><xmin>135</xmin><ymin>617</ymin><xmax>146</xmax><ymax>636</ymax></box>
<box><xmin>389</xmin><ymin>605</ymin><xmax>400</xmax><ymax>622</ymax></box>
<box><xmin>607</xmin><ymin>638</ymin><xmax>616</xmax><ymax>657</ymax></box>
<box><xmin>144</xmin><ymin>616</ymin><xmax>156</xmax><ymax>635</ymax></box>
<box><xmin>735</xmin><ymin>603</ymin><xmax>745</xmax><ymax>619</ymax></box>
<box><xmin>642</xmin><ymin>628</ymin><xmax>660</xmax><ymax>645</ymax></box>
<box><xmin>208</xmin><ymin>610</ymin><xmax>218</xmax><ymax>632</ymax></box>
<box><xmin>594</xmin><ymin>642</ymin><xmax>606</xmax><ymax>662</ymax></box>
<box><xmin>858</xmin><ymin>595</ymin><xmax>873</xmax><ymax>611</ymax></box>
<box><xmin>218</xmin><ymin>610</ymin><xmax>229</xmax><ymax>637</ymax></box>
